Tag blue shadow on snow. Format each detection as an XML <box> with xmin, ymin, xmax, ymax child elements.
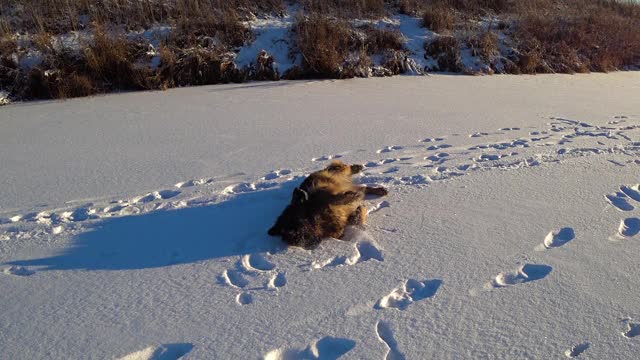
<box><xmin>7</xmin><ymin>180</ymin><xmax>302</xmax><ymax>271</ymax></box>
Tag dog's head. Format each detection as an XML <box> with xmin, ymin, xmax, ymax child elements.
<box><xmin>268</xmin><ymin>202</ymin><xmax>321</xmax><ymax>249</ymax></box>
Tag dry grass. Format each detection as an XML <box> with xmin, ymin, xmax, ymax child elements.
<box><xmin>0</xmin><ymin>0</ymin><xmax>285</xmax><ymax>34</ymax></box>
<box><xmin>2</xmin><ymin>0</ymin><xmax>640</xmax><ymax>101</ymax></box>
<box><xmin>174</xmin><ymin>9</ymin><xmax>251</xmax><ymax>48</ymax></box>
<box><xmin>421</xmin><ymin>0</ymin><xmax>640</xmax><ymax>74</ymax></box>
<box><xmin>292</xmin><ymin>13</ymin><xmax>407</xmax><ymax>78</ymax></box>
<box><xmin>512</xmin><ymin>8</ymin><xmax>640</xmax><ymax>73</ymax></box>
<box><xmin>357</xmin><ymin>26</ymin><xmax>405</xmax><ymax>54</ymax></box>
<box><xmin>425</xmin><ymin>35</ymin><xmax>462</xmax><ymax>72</ymax></box>
<box><xmin>468</xmin><ymin>30</ymin><xmax>499</xmax><ymax>62</ymax></box>
<box><xmin>422</xmin><ymin>4</ymin><xmax>456</xmax><ymax>33</ymax></box>
<box><xmin>302</xmin><ymin>0</ymin><xmax>386</xmax><ymax>18</ymax></box>
<box><xmin>292</xmin><ymin>13</ymin><xmax>354</xmax><ymax>77</ymax></box>
<box><xmin>83</xmin><ymin>25</ymin><xmax>141</xmax><ymax>91</ymax></box>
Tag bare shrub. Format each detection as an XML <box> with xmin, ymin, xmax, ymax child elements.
<box><xmin>468</xmin><ymin>30</ymin><xmax>499</xmax><ymax>62</ymax></box>
<box><xmin>342</xmin><ymin>48</ymin><xmax>373</xmax><ymax>78</ymax></box>
<box><xmin>0</xmin><ymin>36</ymin><xmax>16</xmax><ymax>59</ymax></box>
<box><xmin>83</xmin><ymin>24</ymin><xmax>140</xmax><ymax>91</ymax></box>
<box><xmin>0</xmin><ymin>0</ymin><xmax>284</xmax><ymax>35</ymax></box>
<box><xmin>249</xmin><ymin>50</ymin><xmax>279</xmax><ymax>81</ymax></box>
<box><xmin>292</xmin><ymin>13</ymin><xmax>353</xmax><ymax>77</ymax></box>
<box><xmin>302</xmin><ymin>0</ymin><xmax>386</xmax><ymax>18</ymax></box>
<box><xmin>397</xmin><ymin>0</ymin><xmax>424</xmax><ymax>15</ymax></box>
<box><xmin>425</xmin><ymin>36</ymin><xmax>462</xmax><ymax>72</ymax></box>
<box><xmin>513</xmin><ymin>9</ymin><xmax>640</xmax><ymax>73</ymax></box>
<box><xmin>358</xmin><ymin>26</ymin><xmax>405</xmax><ymax>54</ymax></box>
<box><xmin>422</xmin><ymin>4</ymin><xmax>455</xmax><ymax>33</ymax></box>
<box><xmin>56</xmin><ymin>73</ymin><xmax>95</xmax><ymax>98</ymax></box>
<box><xmin>174</xmin><ymin>9</ymin><xmax>251</xmax><ymax>49</ymax></box>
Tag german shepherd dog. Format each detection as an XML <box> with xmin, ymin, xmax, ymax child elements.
<box><xmin>268</xmin><ymin>161</ymin><xmax>388</xmax><ymax>249</ymax></box>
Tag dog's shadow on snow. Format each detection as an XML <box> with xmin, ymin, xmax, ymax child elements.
<box><xmin>9</xmin><ymin>181</ymin><xmax>301</xmax><ymax>271</ymax></box>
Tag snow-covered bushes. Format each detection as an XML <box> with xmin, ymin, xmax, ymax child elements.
<box><xmin>0</xmin><ymin>0</ymin><xmax>639</xmax><ymax>102</ymax></box>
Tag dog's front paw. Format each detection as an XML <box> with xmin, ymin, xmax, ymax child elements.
<box><xmin>369</xmin><ymin>187</ymin><xmax>388</xmax><ymax>196</ymax></box>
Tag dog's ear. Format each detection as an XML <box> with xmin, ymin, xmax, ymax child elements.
<box><xmin>292</xmin><ymin>187</ymin><xmax>309</xmax><ymax>204</ymax></box>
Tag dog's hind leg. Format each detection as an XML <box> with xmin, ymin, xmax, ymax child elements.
<box><xmin>362</xmin><ymin>186</ymin><xmax>388</xmax><ymax>197</ymax></box>
<box><xmin>348</xmin><ymin>205</ymin><xmax>368</xmax><ymax>225</ymax></box>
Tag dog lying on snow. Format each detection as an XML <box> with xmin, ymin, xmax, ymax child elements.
<box><xmin>268</xmin><ymin>160</ymin><xmax>388</xmax><ymax>249</ymax></box>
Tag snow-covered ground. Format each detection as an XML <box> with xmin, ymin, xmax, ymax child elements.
<box><xmin>1</xmin><ymin>73</ymin><xmax>640</xmax><ymax>359</ymax></box>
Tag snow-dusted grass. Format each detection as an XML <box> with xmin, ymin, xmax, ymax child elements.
<box><xmin>2</xmin><ymin>0</ymin><xmax>640</xmax><ymax>103</ymax></box>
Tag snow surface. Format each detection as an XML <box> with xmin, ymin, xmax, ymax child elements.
<box><xmin>1</xmin><ymin>73</ymin><xmax>640</xmax><ymax>359</ymax></box>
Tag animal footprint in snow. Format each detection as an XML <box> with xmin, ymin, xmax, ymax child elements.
<box><xmin>312</xmin><ymin>154</ymin><xmax>342</xmax><ymax>162</ymax></box>
<box><xmin>622</xmin><ymin>321</ymin><xmax>640</xmax><ymax>338</ymax></box>
<box><xmin>564</xmin><ymin>342</ymin><xmax>589</xmax><ymax>358</ymax></box>
<box><xmin>268</xmin><ymin>272</ymin><xmax>287</xmax><ymax>289</ymax></box>
<box><xmin>236</xmin><ymin>292</ymin><xmax>254</xmax><ymax>305</ymax></box>
<box><xmin>375</xmin><ymin>279</ymin><xmax>442</xmax><ymax>310</ymax></box>
<box><xmin>355</xmin><ymin>240</ymin><xmax>384</xmax><ymax>262</ymax></box>
<box><xmin>175</xmin><ymin>178</ymin><xmax>211</xmax><ymax>188</ymax></box>
<box><xmin>536</xmin><ymin>227</ymin><xmax>575</xmax><ymax>250</ymax></box>
<box><xmin>132</xmin><ymin>190</ymin><xmax>180</xmax><ymax>204</ymax></box>
<box><xmin>262</xmin><ymin>169</ymin><xmax>292</xmax><ymax>181</ymax></box>
<box><xmin>368</xmin><ymin>201</ymin><xmax>390</xmax><ymax>214</ymax></box>
<box><xmin>3</xmin><ymin>266</ymin><xmax>34</xmax><ymax>276</ymax></box>
<box><xmin>60</xmin><ymin>207</ymin><xmax>98</xmax><ymax>222</ymax></box>
<box><xmin>426</xmin><ymin>144</ymin><xmax>451</xmax><ymax>151</ymax></box>
<box><xmin>488</xmin><ymin>264</ymin><xmax>552</xmax><ymax>288</ymax></box>
<box><xmin>117</xmin><ymin>343</ymin><xmax>193</xmax><ymax>360</ymax></box>
<box><xmin>220</xmin><ymin>269</ymin><xmax>249</xmax><ymax>288</ymax></box>
<box><xmin>377</xmin><ymin>146</ymin><xmax>404</xmax><ymax>154</ymax></box>
<box><xmin>241</xmin><ymin>254</ymin><xmax>275</xmax><ymax>272</ymax></box>
<box><xmin>421</xmin><ymin>137</ymin><xmax>445</xmax><ymax>143</ymax></box>
<box><xmin>376</xmin><ymin>321</ymin><xmax>406</xmax><ymax>360</ymax></box>
<box><xmin>605</xmin><ymin>192</ymin><xmax>634</xmax><ymax>211</ymax></box>
<box><xmin>469</xmin><ymin>132</ymin><xmax>489</xmax><ymax>138</ymax></box>
<box><xmin>620</xmin><ymin>184</ymin><xmax>640</xmax><ymax>202</ymax></box>
<box><xmin>224</xmin><ymin>183</ymin><xmax>251</xmax><ymax>194</ymax></box>
<box><xmin>474</xmin><ymin>153</ymin><xmax>506</xmax><ymax>162</ymax></box>
<box><xmin>311</xmin><ymin>240</ymin><xmax>383</xmax><ymax>269</ymax></box>
<box><xmin>425</xmin><ymin>152</ymin><xmax>449</xmax><ymax>163</ymax></box>
<box><xmin>611</xmin><ymin>218</ymin><xmax>640</xmax><ymax>241</ymax></box>
<box><xmin>264</xmin><ymin>336</ymin><xmax>356</xmax><ymax>360</ymax></box>
<box><xmin>312</xmin><ymin>229</ymin><xmax>384</xmax><ymax>270</ymax></box>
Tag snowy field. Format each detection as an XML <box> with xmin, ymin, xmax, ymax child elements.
<box><xmin>1</xmin><ymin>73</ymin><xmax>640</xmax><ymax>359</ymax></box>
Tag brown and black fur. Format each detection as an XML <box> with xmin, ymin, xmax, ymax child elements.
<box><xmin>298</xmin><ymin>160</ymin><xmax>387</xmax><ymax>197</ymax></box>
<box><xmin>268</xmin><ymin>160</ymin><xmax>388</xmax><ymax>249</ymax></box>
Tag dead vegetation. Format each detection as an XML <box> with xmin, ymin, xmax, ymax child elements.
<box><xmin>301</xmin><ymin>0</ymin><xmax>386</xmax><ymax>18</ymax></box>
<box><xmin>290</xmin><ymin>12</ymin><xmax>409</xmax><ymax>79</ymax></box>
<box><xmin>1</xmin><ymin>0</ymin><xmax>639</xmax><ymax>102</ymax></box>
<box><xmin>422</xmin><ymin>4</ymin><xmax>456</xmax><ymax>33</ymax></box>
<box><xmin>421</xmin><ymin>0</ymin><xmax>640</xmax><ymax>74</ymax></box>
<box><xmin>0</xmin><ymin>0</ymin><xmax>285</xmax><ymax>35</ymax></box>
